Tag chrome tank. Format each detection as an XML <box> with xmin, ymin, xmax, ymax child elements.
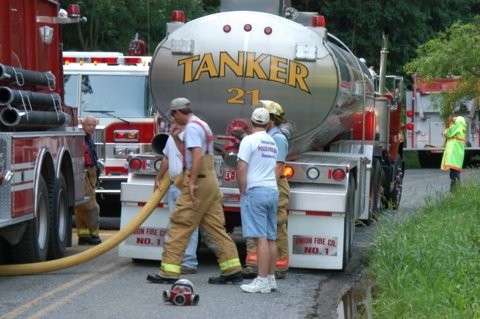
<box><xmin>150</xmin><ymin>11</ymin><xmax>374</xmax><ymax>157</ymax></box>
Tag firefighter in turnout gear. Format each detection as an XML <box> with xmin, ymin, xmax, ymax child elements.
<box><xmin>242</xmin><ymin>100</ymin><xmax>290</xmax><ymax>279</ymax></box>
<box><xmin>146</xmin><ymin>97</ymin><xmax>243</xmax><ymax>285</ymax></box>
<box><xmin>441</xmin><ymin>114</ymin><xmax>466</xmax><ymax>192</ymax></box>
<box><xmin>75</xmin><ymin>115</ymin><xmax>102</xmax><ymax>245</ymax></box>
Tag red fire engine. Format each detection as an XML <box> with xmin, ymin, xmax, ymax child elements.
<box><xmin>63</xmin><ymin>51</ymin><xmax>154</xmax><ymax>216</ymax></box>
<box><xmin>0</xmin><ymin>1</ymin><xmax>86</xmax><ymax>263</ymax></box>
<box><xmin>405</xmin><ymin>75</ymin><xmax>480</xmax><ymax>168</ymax></box>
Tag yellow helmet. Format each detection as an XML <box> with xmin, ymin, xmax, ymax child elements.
<box><xmin>260</xmin><ymin>100</ymin><xmax>286</xmax><ymax>123</ymax></box>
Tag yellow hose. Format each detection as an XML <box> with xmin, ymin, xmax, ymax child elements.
<box><xmin>0</xmin><ymin>175</ymin><xmax>170</xmax><ymax>276</ymax></box>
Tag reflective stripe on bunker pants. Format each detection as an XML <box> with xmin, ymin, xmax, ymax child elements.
<box><xmin>160</xmin><ymin>155</ymin><xmax>241</xmax><ymax>277</ymax></box>
<box><xmin>245</xmin><ymin>176</ymin><xmax>290</xmax><ymax>271</ymax></box>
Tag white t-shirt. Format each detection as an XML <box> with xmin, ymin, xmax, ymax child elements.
<box><xmin>237</xmin><ymin>130</ymin><xmax>278</xmax><ymax>190</ymax></box>
<box><xmin>162</xmin><ymin>131</ymin><xmax>184</xmax><ymax>179</ymax></box>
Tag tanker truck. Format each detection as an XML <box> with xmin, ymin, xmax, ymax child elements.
<box><xmin>0</xmin><ymin>1</ymin><xmax>86</xmax><ymax>263</ymax></box>
<box><xmin>119</xmin><ymin>0</ymin><xmax>404</xmax><ymax>270</ymax></box>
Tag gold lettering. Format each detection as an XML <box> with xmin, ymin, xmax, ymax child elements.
<box><xmin>288</xmin><ymin>60</ymin><xmax>310</xmax><ymax>93</ymax></box>
<box><xmin>193</xmin><ymin>53</ymin><xmax>218</xmax><ymax>81</ymax></box>
<box><xmin>245</xmin><ymin>52</ymin><xmax>268</xmax><ymax>80</ymax></box>
<box><xmin>178</xmin><ymin>55</ymin><xmax>200</xmax><ymax>83</ymax></box>
<box><xmin>219</xmin><ymin>51</ymin><xmax>244</xmax><ymax>77</ymax></box>
<box><xmin>269</xmin><ymin>56</ymin><xmax>288</xmax><ymax>84</ymax></box>
<box><xmin>177</xmin><ymin>51</ymin><xmax>311</xmax><ymax>93</ymax></box>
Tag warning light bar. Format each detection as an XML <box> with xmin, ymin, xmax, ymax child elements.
<box><xmin>92</xmin><ymin>57</ymin><xmax>118</xmax><ymax>64</ymax></box>
<box><xmin>63</xmin><ymin>55</ymin><xmax>151</xmax><ymax>66</ymax></box>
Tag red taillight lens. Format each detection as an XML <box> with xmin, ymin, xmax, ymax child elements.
<box><xmin>129</xmin><ymin>159</ymin><xmax>143</xmax><ymax>171</ymax></box>
<box><xmin>332</xmin><ymin>169</ymin><xmax>346</xmax><ymax>181</ymax></box>
<box><xmin>312</xmin><ymin>15</ymin><xmax>326</xmax><ymax>27</ymax></box>
<box><xmin>406</xmin><ymin>123</ymin><xmax>414</xmax><ymax>130</ymax></box>
<box><xmin>406</xmin><ymin>110</ymin><xmax>414</xmax><ymax>117</ymax></box>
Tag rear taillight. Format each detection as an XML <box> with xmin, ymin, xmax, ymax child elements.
<box><xmin>283</xmin><ymin>166</ymin><xmax>294</xmax><ymax>178</ymax></box>
<box><xmin>129</xmin><ymin>158</ymin><xmax>143</xmax><ymax>171</ymax></box>
<box><xmin>331</xmin><ymin>169</ymin><xmax>346</xmax><ymax>181</ymax></box>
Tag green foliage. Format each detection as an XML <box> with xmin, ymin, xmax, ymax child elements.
<box><xmin>403</xmin><ymin>151</ymin><xmax>420</xmax><ymax>169</ymax></box>
<box><xmin>61</xmin><ymin>0</ymin><xmax>217</xmax><ymax>54</ymax></box>
<box><xmin>367</xmin><ymin>182</ymin><xmax>480</xmax><ymax>318</ymax></box>
<box><xmin>404</xmin><ymin>16</ymin><xmax>480</xmax><ymax>117</ymax></box>
<box><xmin>294</xmin><ymin>0</ymin><xmax>480</xmax><ymax>75</ymax></box>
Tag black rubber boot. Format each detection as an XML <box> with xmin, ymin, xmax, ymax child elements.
<box><xmin>146</xmin><ymin>274</ymin><xmax>178</xmax><ymax>284</ymax></box>
<box><xmin>208</xmin><ymin>271</ymin><xmax>243</xmax><ymax>284</ymax></box>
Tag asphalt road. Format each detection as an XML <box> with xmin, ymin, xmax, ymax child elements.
<box><xmin>1</xmin><ymin>168</ymin><xmax>478</xmax><ymax>319</ymax></box>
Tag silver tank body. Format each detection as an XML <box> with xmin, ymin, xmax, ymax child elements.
<box><xmin>150</xmin><ymin>11</ymin><xmax>374</xmax><ymax>157</ymax></box>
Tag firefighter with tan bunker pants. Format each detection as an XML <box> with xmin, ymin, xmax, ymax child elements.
<box><xmin>147</xmin><ymin>97</ymin><xmax>243</xmax><ymax>284</ymax></box>
<box><xmin>242</xmin><ymin>100</ymin><xmax>290</xmax><ymax>279</ymax></box>
<box><xmin>75</xmin><ymin>115</ymin><xmax>102</xmax><ymax>246</ymax></box>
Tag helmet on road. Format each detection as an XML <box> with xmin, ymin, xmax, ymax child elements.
<box><xmin>260</xmin><ymin>100</ymin><xmax>286</xmax><ymax>123</ymax></box>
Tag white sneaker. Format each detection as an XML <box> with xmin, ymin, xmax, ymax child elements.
<box><xmin>240</xmin><ymin>277</ymin><xmax>271</xmax><ymax>293</ymax></box>
<box><xmin>268</xmin><ymin>276</ymin><xmax>277</xmax><ymax>291</ymax></box>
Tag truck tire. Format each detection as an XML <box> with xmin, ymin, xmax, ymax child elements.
<box><xmin>12</xmin><ymin>176</ymin><xmax>51</xmax><ymax>263</ymax></box>
<box><xmin>342</xmin><ymin>175</ymin><xmax>355</xmax><ymax>269</ymax></box>
<box><xmin>387</xmin><ymin>156</ymin><xmax>405</xmax><ymax>209</ymax></box>
<box><xmin>48</xmin><ymin>174</ymin><xmax>71</xmax><ymax>259</ymax></box>
<box><xmin>368</xmin><ymin>158</ymin><xmax>383</xmax><ymax>221</ymax></box>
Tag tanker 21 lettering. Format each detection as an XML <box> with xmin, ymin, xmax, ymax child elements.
<box><xmin>178</xmin><ymin>51</ymin><xmax>311</xmax><ymax>94</ymax></box>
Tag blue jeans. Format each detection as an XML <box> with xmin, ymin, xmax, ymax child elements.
<box><xmin>168</xmin><ymin>185</ymin><xmax>199</xmax><ymax>269</ymax></box>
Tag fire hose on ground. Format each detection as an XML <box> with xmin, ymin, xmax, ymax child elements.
<box><xmin>0</xmin><ymin>175</ymin><xmax>170</xmax><ymax>276</ymax></box>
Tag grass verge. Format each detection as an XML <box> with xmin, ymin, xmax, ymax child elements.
<box><xmin>367</xmin><ymin>182</ymin><xmax>480</xmax><ymax>318</ymax></box>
